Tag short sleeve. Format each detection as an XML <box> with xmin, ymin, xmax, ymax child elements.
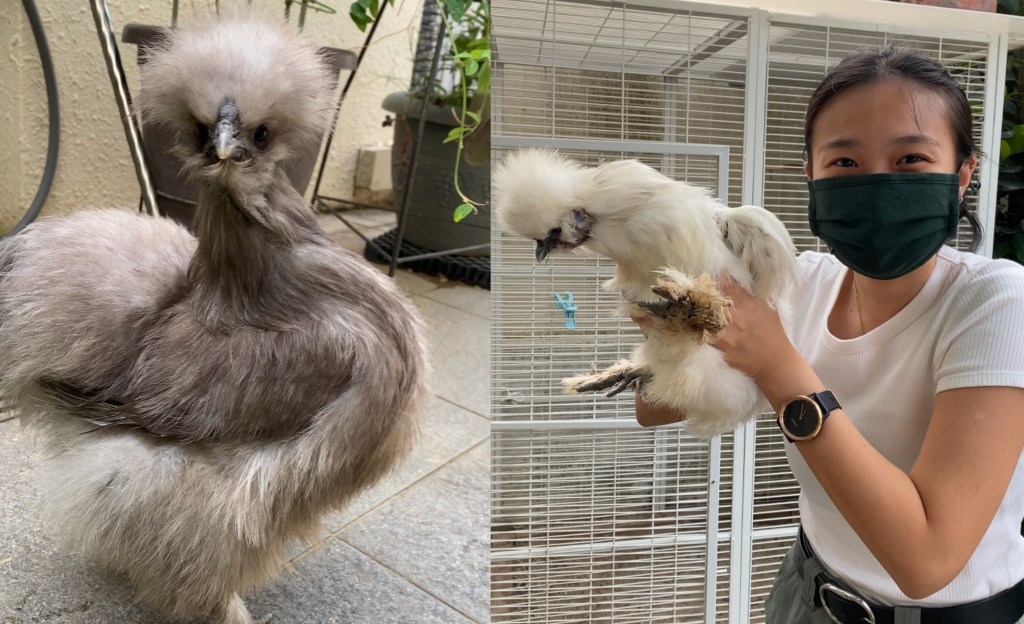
<box><xmin>934</xmin><ymin>258</ymin><xmax>1024</xmax><ymax>393</ymax></box>
<box><xmin>796</xmin><ymin>250</ymin><xmax>832</xmax><ymax>281</ymax></box>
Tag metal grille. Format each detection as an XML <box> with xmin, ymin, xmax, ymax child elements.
<box><xmin>491</xmin><ymin>1</ymin><xmax>1002</xmax><ymax>622</ymax></box>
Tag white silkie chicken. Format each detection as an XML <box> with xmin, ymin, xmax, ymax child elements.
<box><xmin>494</xmin><ymin>149</ymin><xmax>799</xmax><ymax>438</ymax></box>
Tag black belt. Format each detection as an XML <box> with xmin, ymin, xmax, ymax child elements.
<box><xmin>798</xmin><ymin>529</ymin><xmax>1024</xmax><ymax>624</ymax></box>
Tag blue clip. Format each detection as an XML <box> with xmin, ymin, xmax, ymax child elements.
<box><xmin>553</xmin><ymin>292</ymin><xmax>578</xmax><ymax>330</ymax></box>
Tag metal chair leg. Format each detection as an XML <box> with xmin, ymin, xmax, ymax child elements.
<box><xmin>90</xmin><ymin>0</ymin><xmax>159</xmax><ymax>217</ymax></box>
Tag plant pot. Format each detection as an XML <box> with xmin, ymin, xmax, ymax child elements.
<box><xmin>382</xmin><ymin>91</ymin><xmax>490</xmax><ymax>257</ymax></box>
<box><xmin>121</xmin><ymin>24</ymin><xmax>356</xmax><ymax>230</ymax></box>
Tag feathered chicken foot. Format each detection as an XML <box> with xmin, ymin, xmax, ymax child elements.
<box><xmin>637</xmin><ymin>271</ymin><xmax>731</xmax><ymax>341</ymax></box>
<box><xmin>564</xmin><ymin>360</ymin><xmax>653</xmax><ymax>398</ymax></box>
<box><xmin>207</xmin><ymin>595</ymin><xmax>271</xmax><ymax>624</ymax></box>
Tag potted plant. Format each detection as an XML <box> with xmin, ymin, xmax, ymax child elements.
<box><xmin>995</xmin><ymin>0</ymin><xmax>1024</xmax><ymax>262</ymax></box>
<box><xmin>121</xmin><ymin>1</ymin><xmax>356</xmax><ymax>229</ymax></box>
<box><xmin>352</xmin><ymin>0</ymin><xmax>491</xmax><ymax>255</ymax></box>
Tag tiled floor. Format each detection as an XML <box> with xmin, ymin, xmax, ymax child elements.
<box><xmin>0</xmin><ymin>211</ymin><xmax>491</xmax><ymax>623</ymax></box>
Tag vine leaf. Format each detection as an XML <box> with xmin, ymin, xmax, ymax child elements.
<box><xmin>453</xmin><ymin>203</ymin><xmax>475</xmax><ymax>222</ymax></box>
<box><xmin>440</xmin><ymin>0</ymin><xmax>470</xmax><ymax>21</ymax></box>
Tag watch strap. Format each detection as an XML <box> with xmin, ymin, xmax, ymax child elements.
<box><xmin>811</xmin><ymin>390</ymin><xmax>841</xmax><ymax>417</ymax></box>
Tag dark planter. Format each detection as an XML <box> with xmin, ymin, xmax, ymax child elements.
<box><xmin>122</xmin><ymin>24</ymin><xmax>356</xmax><ymax>230</ymax></box>
<box><xmin>382</xmin><ymin>91</ymin><xmax>490</xmax><ymax>256</ymax></box>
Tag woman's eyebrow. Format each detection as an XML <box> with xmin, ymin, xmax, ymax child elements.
<box><xmin>818</xmin><ymin>137</ymin><xmax>856</xmax><ymax>152</ymax></box>
<box><xmin>890</xmin><ymin>134</ymin><xmax>941</xmax><ymax>147</ymax></box>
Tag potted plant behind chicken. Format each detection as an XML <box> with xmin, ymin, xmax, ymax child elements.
<box><xmin>121</xmin><ymin>0</ymin><xmax>355</xmax><ymax>228</ymax></box>
<box><xmin>352</xmin><ymin>0</ymin><xmax>491</xmax><ymax>255</ymax></box>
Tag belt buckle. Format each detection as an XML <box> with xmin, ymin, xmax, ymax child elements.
<box><xmin>819</xmin><ymin>582</ymin><xmax>876</xmax><ymax>624</ymax></box>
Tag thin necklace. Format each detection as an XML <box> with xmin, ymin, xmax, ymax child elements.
<box><xmin>852</xmin><ymin>275</ymin><xmax>865</xmax><ymax>335</ymax></box>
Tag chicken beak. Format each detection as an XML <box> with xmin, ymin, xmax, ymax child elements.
<box><xmin>535</xmin><ymin>235</ymin><xmax>557</xmax><ymax>262</ymax></box>
<box><xmin>214</xmin><ymin>101</ymin><xmax>241</xmax><ymax>161</ymax></box>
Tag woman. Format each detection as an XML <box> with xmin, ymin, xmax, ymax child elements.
<box><xmin>638</xmin><ymin>49</ymin><xmax>1024</xmax><ymax>623</ymax></box>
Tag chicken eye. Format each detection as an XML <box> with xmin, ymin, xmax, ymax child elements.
<box><xmin>195</xmin><ymin>122</ymin><xmax>209</xmax><ymax>147</ymax></box>
<box><xmin>253</xmin><ymin>124</ymin><xmax>270</xmax><ymax>149</ymax></box>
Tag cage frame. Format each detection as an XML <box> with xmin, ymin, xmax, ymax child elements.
<box><xmin>491</xmin><ymin>2</ymin><xmax>1024</xmax><ymax>622</ymax></box>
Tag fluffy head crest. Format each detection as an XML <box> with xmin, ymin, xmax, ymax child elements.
<box><xmin>493</xmin><ymin>149</ymin><xmax>596</xmax><ymax>240</ymax></box>
<box><xmin>136</xmin><ymin>15</ymin><xmax>335</xmax><ymax>156</ymax></box>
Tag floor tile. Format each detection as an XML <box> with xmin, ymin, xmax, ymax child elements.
<box><xmin>341</xmin><ymin>443</ymin><xmax>490</xmax><ymax>624</ymax></box>
<box><xmin>249</xmin><ymin>539</ymin><xmax>475</xmax><ymax>624</ymax></box>
<box><xmin>421</xmin><ymin>283</ymin><xmax>490</xmax><ymax>319</ymax></box>
<box><xmin>382</xmin><ymin>264</ymin><xmax>444</xmax><ymax>296</ymax></box>
<box><xmin>412</xmin><ymin>296</ymin><xmax>490</xmax><ymax>418</ymax></box>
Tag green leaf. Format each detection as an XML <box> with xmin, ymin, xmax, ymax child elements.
<box><xmin>475</xmin><ymin>63</ymin><xmax>490</xmax><ymax>96</ymax></box>
<box><xmin>1009</xmin><ymin>124</ymin><xmax>1024</xmax><ymax>154</ymax></box>
<box><xmin>465</xmin><ymin>111</ymin><xmax>480</xmax><ymax>123</ymax></box>
<box><xmin>440</xmin><ymin>0</ymin><xmax>469</xmax><ymax>21</ymax></box>
<box><xmin>369</xmin><ymin>0</ymin><xmax>379</xmax><ymax>17</ymax></box>
<box><xmin>1003</xmin><ymin>139</ymin><xmax>1013</xmax><ymax>161</ymax></box>
<box><xmin>453</xmin><ymin>203</ymin><xmax>475</xmax><ymax>222</ymax></box>
<box><xmin>443</xmin><ymin>127</ymin><xmax>467</xmax><ymax>143</ymax></box>
<box><xmin>465</xmin><ymin>59</ymin><xmax>480</xmax><ymax>76</ymax></box>
<box><xmin>350</xmin><ymin>2</ymin><xmax>372</xmax><ymax>29</ymax></box>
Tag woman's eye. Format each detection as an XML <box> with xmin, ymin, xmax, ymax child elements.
<box><xmin>831</xmin><ymin>157</ymin><xmax>856</xmax><ymax>168</ymax></box>
<box><xmin>898</xmin><ymin>154</ymin><xmax>927</xmax><ymax>165</ymax></box>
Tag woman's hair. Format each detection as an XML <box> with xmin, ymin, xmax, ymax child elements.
<box><xmin>804</xmin><ymin>47</ymin><xmax>982</xmax><ymax>251</ymax></box>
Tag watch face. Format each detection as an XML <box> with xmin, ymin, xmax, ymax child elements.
<box><xmin>781</xmin><ymin>396</ymin><xmax>823</xmax><ymax>441</ymax></box>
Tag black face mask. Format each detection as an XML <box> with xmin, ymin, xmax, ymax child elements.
<box><xmin>807</xmin><ymin>172</ymin><xmax>961</xmax><ymax>280</ymax></box>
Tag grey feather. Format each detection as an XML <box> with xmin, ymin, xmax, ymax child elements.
<box><xmin>0</xmin><ymin>15</ymin><xmax>429</xmax><ymax>624</ymax></box>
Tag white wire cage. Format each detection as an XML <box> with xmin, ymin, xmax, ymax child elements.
<box><xmin>491</xmin><ymin>1</ymin><xmax>1019</xmax><ymax>622</ymax></box>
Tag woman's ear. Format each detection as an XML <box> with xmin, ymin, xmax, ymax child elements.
<box><xmin>803</xmin><ymin>161</ymin><xmax>812</xmax><ymax>179</ymax></box>
<box><xmin>958</xmin><ymin>154</ymin><xmax>978</xmax><ymax>198</ymax></box>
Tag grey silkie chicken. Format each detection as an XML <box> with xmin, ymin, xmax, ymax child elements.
<box><xmin>0</xmin><ymin>16</ymin><xmax>428</xmax><ymax>624</ymax></box>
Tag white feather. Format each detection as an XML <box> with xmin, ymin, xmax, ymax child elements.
<box><xmin>494</xmin><ymin>149</ymin><xmax>801</xmax><ymax>438</ymax></box>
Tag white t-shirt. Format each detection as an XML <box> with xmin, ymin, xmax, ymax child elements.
<box><xmin>788</xmin><ymin>246</ymin><xmax>1024</xmax><ymax>606</ymax></box>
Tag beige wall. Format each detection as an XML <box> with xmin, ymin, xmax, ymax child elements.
<box><xmin>0</xmin><ymin>0</ymin><xmax>422</xmax><ymax>232</ymax></box>
<box><xmin>1</xmin><ymin>11</ymin><xmax>24</xmax><ymax>225</ymax></box>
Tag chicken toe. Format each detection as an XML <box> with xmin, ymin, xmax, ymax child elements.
<box><xmin>563</xmin><ymin>360</ymin><xmax>652</xmax><ymax>397</ymax></box>
<box><xmin>646</xmin><ymin>270</ymin><xmax>731</xmax><ymax>339</ymax></box>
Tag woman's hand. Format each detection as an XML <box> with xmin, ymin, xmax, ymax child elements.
<box><xmin>714</xmin><ymin>275</ymin><xmax>801</xmax><ymax>394</ymax></box>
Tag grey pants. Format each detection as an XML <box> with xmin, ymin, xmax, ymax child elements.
<box><xmin>764</xmin><ymin>534</ymin><xmax>1024</xmax><ymax>624</ymax></box>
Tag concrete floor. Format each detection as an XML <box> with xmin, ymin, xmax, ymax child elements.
<box><xmin>0</xmin><ymin>211</ymin><xmax>491</xmax><ymax>623</ymax></box>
